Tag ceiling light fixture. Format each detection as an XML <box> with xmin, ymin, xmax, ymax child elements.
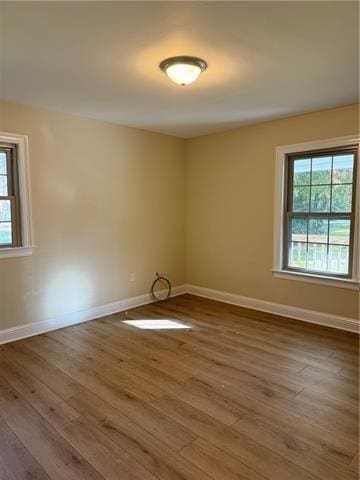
<box><xmin>159</xmin><ymin>56</ymin><xmax>207</xmax><ymax>86</ymax></box>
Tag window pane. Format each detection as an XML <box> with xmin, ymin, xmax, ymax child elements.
<box><xmin>293</xmin><ymin>186</ymin><xmax>310</xmax><ymax>212</ymax></box>
<box><xmin>0</xmin><ymin>175</ymin><xmax>8</xmax><ymax>196</ymax></box>
<box><xmin>307</xmin><ymin>243</ymin><xmax>328</xmax><ymax>272</ymax></box>
<box><xmin>0</xmin><ymin>153</ymin><xmax>6</xmax><ymax>174</ymax></box>
<box><xmin>290</xmin><ymin>217</ymin><xmax>307</xmax><ymax>242</ymax></box>
<box><xmin>0</xmin><ymin>222</ymin><xmax>12</xmax><ymax>245</ymax></box>
<box><xmin>289</xmin><ymin>241</ymin><xmax>307</xmax><ymax>269</ymax></box>
<box><xmin>329</xmin><ymin>218</ymin><xmax>350</xmax><ymax>245</ymax></box>
<box><xmin>308</xmin><ymin>218</ymin><xmax>328</xmax><ymax>243</ymax></box>
<box><xmin>328</xmin><ymin>245</ymin><xmax>349</xmax><ymax>275</ymax></box>
<box><xmin>310</xmin><ymin>185</ymin><xmax>330</xmax><ymax>212</ymax></box>
<box><xmin>331</xmin><ymin>184</ymin><xmax>352</xmax><ymax>212</ymax></box>
<box><xmin>293</xmin><ymin>159</ymin><xmax>311</xmax><ymax>185</ymax></box>
<box><xmin>0</xmin><ymin>199</ymin><xmax>11</xmax><ymax>221</ymax></box>
<box><xmin>311</xmin><ymin>157</ymin><xmax>331</xmax><ymax>185</ymax></box>
<box><xmin>332</xmin><ymin>154</ymin><xmax>354</xmax><ymax>184</ymax></box>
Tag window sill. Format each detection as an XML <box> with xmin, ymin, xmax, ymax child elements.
<box><xmin>272</xmin><ymin>269</ymin><xmax>359</xmax><ymax>290</ymax></box>
<box><xmin>0</xmin><ymin>246</ymin><xmax>33</xmax><ymax>259</ymax></box>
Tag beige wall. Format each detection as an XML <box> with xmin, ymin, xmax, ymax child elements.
<box><xmin>0</xmin><ymin>101</ymin><xmax>186</xmax><ymax>330</ymax></box>
<box><xmin>186</xmin><ymin>104</ymin><xmax>359</xmax><ymax>320</ymax></box>
<box><xmin>0</xmin><ymin>101</ymin><xmax>358</xmax><ymax>332</ymax></box>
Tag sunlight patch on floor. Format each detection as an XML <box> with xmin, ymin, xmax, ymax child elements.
<box><xmin>123</xmin><ymin>319</ymin><xmax>191</xmax><ymax>330</ymax></box>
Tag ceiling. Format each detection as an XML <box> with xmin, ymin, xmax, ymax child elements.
<box><xmin>0</xmin><ymin>1</ymin><xmax>358</xmax><ymax>138</ymax></box>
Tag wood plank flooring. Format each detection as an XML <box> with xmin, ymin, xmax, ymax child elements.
<box><xmin>0</xmin><ymin>293</ymin><xmax>358</xmax><ymax>480</ymax></box>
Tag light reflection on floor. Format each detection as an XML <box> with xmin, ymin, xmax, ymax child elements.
<box><xmin>123</xmin><ymin>319</ymin><xmax>191</xmax><ymax>330</ymax></box>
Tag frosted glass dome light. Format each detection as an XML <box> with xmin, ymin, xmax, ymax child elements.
<box><xmin>160</xmin><ymin>56</ymin><xmax>207</xmax><ymax>86</ymax></box>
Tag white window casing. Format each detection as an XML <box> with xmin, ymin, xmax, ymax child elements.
<box><xmin>0</xmin><ymin>132</ymin><xmax>33</xmax><ymax>258</ymax></box>
<box><xmin>273</xmin><ymin>135</ymin><xmax>359</xmax><ymax>290</ymax></box>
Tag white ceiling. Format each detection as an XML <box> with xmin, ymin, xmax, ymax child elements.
<box><xmin>0</xmin><ymin>1</ymin><xmax>358</xmax><ymax>138</ymax></box>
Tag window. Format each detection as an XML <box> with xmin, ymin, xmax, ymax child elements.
<box><xmin>274</xmin><ymin>136</ymin><xmax>359</xmax><ymax>290</ymax></box>
<box><xmin>0</xmin><ymin>132</ymin><xmax>33</xmax><ymax>258</ymax></box>
<box><xmin>285</xmin><ymin>147</ymin><xmax>357</xmax><ymax>277</ymax></box>
<box><xmin>0</xmin><ymin>143</ymin><xmax>21</xmax><ymax>247</ymax></box>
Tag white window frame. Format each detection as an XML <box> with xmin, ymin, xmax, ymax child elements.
<box><xmin>0</xmin><ymin>132</ymin><xmax>33</xmax><ymax>258</ymax></box>
<box><xmin>273</xmin><ymin>135</ymin><xmax>359</xmax><ymax>291</ymax></box>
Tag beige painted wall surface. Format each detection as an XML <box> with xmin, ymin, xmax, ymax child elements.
<box><xmin>186</xmin><ymin>104</ymin><xmax>359</xmax><ymax>320</ymax></box>
<box><xmin>0</xmin><ymin>101</ymin><xmax>358</xmax><ymax>331</ymax></box>
<box><xmin>0</xmin><ymin>101</ymin><xmax>186</xmax><ymax>330</ymax></box>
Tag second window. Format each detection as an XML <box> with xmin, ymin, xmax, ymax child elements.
<box><xmin>284</xmin><ymin>146</ymin><xmax>357</xmax><ymax>278</ymax></box>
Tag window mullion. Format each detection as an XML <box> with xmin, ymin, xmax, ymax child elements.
<box><xmin>288</xmin><ymin>212</ymin><xmax>352</xmax><ymax>218</ymax></box>
<box><xmin>326</xmin><ymin>155</ymin><xmax>334</xmax><ymax>272</ymax></box>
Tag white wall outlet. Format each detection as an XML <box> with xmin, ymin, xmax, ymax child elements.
<box><xmin>130</xmin><ymin>272</ymin><xmax>136</xmax><ymax>282</ymax></box>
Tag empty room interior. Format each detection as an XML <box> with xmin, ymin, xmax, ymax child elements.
<box><xmin>0</xmin><ymin>1</ymin><xmax>359</xmax><ymax>479</ymax></box>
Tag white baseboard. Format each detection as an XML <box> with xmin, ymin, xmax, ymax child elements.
<box><xmin>186</xmin><ymin>284</ymin><xmax>359</xmax><ymax>334</ymax></box>
<box><xmin>0</xmin><ymin>285</ymin><xmax>187</xmax><ymax>345</ymax></box>
<box><xmin>1</xmin><ymin>282</ymin><xmax>358</xmax><ymax>344</ymax></box>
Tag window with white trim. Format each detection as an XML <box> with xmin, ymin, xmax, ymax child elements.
<box><xmin>0</xmin><ymin>132</ymin><xmax>33</xmax><ymax>258</ymax></box>
<box><xmin>273</xmin><ymin>136</ymin><xmax>359</xmax><ymax>289</ymax></box>
<box><xmin>0</xmin><ymin>143</ymin><xmax>21</xmax><ymax>247</ymax></box>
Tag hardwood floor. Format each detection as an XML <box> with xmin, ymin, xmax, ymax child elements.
<box><xmin>0</xmin><ymin>293</ymin><xmax>358</xmax><ymax>480</ymax></box>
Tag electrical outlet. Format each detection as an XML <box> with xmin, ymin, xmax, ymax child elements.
<box><xmin>130</xmin><ymin>272</ymin><xmax>136</xmax><ymax>282</ymax></box>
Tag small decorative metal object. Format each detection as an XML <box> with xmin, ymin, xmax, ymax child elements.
<box><xmin>151</xmin><ymin>272</ymin><xmax>172</xmax><ymax>301</ymax></box>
